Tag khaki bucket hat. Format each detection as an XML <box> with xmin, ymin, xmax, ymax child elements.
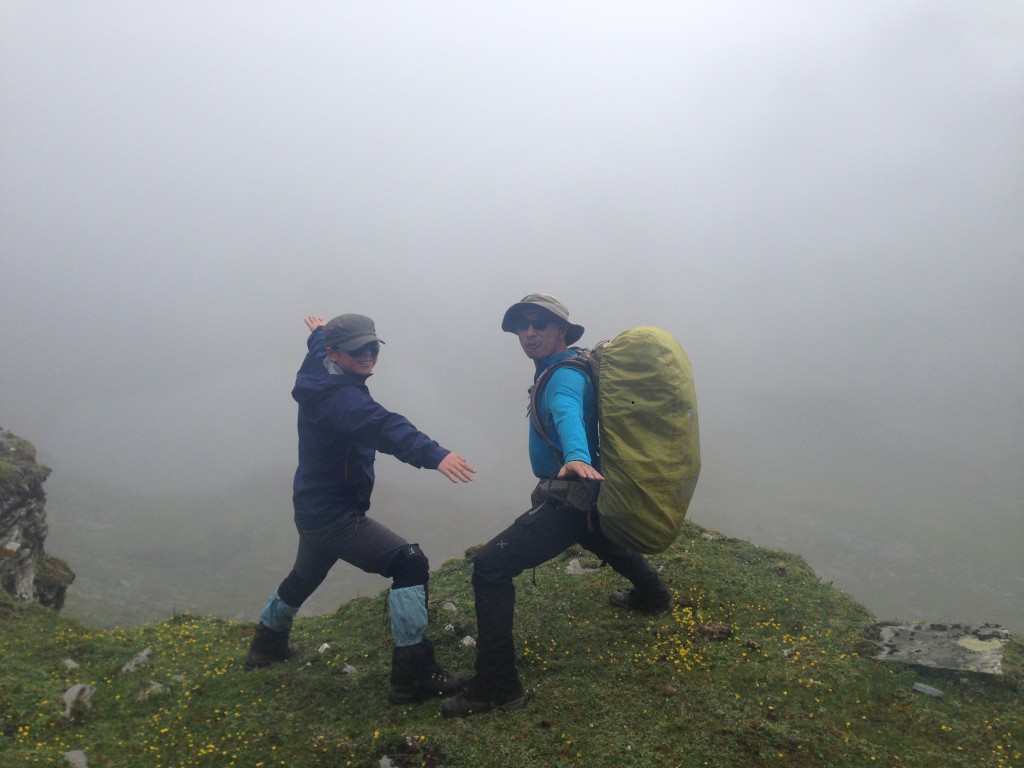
<box><xmin>501</xmin><ymin>293</ymin><xmax>584</xmax><ymax>345</ymax></box>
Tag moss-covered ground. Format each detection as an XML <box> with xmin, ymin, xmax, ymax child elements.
<box><xmin>2</xmin><ymin>521</ymin><xmax>1021</xmax><ymax>767</ymax></box>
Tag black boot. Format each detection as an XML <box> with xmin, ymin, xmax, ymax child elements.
<box><xmin>609</xmin><ymin>586</ymin><xmax>673</xmax><ymax>614</ymax></box>
<box><xmin>388</xmin><ymin>638</ymin><xmax>467</xmax><ymax>704</ymax></box>
<box><xmin>244</xmin><ymin>622</ymin><xmax>296</xmax><ymax>669</ymax></box>
<box><xmin>440</xmin><ymin>676</ymin><xmax>529</xmax><ymax>718</ymax></box>
<box><xmin>604</xmin><ymin>551</ymin><xmax>672</xmax><ymax>614</ymax></box>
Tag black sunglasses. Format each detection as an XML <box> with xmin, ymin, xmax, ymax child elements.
<box><xmin>347</xmin><ymin>341</ymin><xmax>381</xmax><ymax>357</ymax></box>
<box><xmin>513</xmin><ymin>317</ymin><xmax>554</xmax><ymax>333</ymax></box>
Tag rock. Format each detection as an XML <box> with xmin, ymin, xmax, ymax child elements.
<box><xmin>875</xmin><ymin>622</ymin><xmax>1011</xmax><ymax>675</ymax></box>
<box><xmin>136</xmin><ymin>681</ymin><xmax>171</xmax><ymax>702</ymax></box>
<box><xmin>697</xmin><ymin>623</ymin><xmax>732</xmax><ymax>641</ymax></box>
<box><xmin>63</xmin><ymin>750</ymin><xmax>89</xmax><ymax>768</ymax></box>
<box><xmin>0</xmin><ymin>428</ymin><xmax>75</xmax><ymax>608</ymax></box>
<box><xmin>120</xmin><ymin>647</ymin><xmax>152</xmax><ymax>674</ymax></box>
<box><xmin>564</xmin><ymin>558</ymin><xmax>597</xmax><ymax>575</ymax></box>
<box><xmin>63</xmin><ymin>684</ymin><xmax>96</xmax><ymax>719</ymax></box>
<box><xmin>63</xmin><ymin>659</ymin><xmax>80</xmax><ymax>670</ymax></box>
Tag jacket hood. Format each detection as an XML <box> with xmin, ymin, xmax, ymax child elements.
<box><xmin>293</xmin><ymin>357</ymin><xmax>368</xmax><ymax>406</ymax></box>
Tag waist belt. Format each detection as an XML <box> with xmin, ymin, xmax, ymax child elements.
<box><xmin>531</xmin><ymin>478</ymin><xmax>600</xmax><ymax>514</ymax></box>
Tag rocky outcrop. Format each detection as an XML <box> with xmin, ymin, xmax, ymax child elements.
<box><xmin>0</xmin><ymin>428</ymin><xmax>75</xmax><ymax>608</ymax></box>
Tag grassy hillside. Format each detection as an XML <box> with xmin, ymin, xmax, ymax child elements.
<box><xmin>2</xmin><ymin>521</ymin><xmax>1021</xmax><ymax>767</ymax></box>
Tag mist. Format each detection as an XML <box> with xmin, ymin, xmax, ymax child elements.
<box><xmin>2</xmin><ymin>2</ymin><xmax>1022</xmax><ymax>632</ymax></box>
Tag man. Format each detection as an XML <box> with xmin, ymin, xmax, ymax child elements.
<box><xmin>441</xmin><ymin>294</ymin><xmax>671</xmax><ymax>718</ymax></box>
<box><xmin>245</xmin><ymin>313</ymin><xmax>476</xmax><ymax>705</ymax></box>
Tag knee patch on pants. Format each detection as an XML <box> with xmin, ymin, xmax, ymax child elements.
<box><xmin>388</xmin><ymin>543</ymin><xmax>429</xmax><ymax>589</ymax></box>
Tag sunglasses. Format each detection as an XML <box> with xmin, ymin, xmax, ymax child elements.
<box><xmin>346</xmin><ymin>341</ymin><xmax>381</xmax><ymax>357</ymax></box>
<box><xmin>513</xmin><ymin>317</ymin><xmax>554</xmax><ymax>333</ymax></box>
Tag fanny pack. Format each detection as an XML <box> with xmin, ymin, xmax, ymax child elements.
<box><xmin>531</xmin><ymin>478</ymin><xmax>601</xmax><ymax>513</ymax></box>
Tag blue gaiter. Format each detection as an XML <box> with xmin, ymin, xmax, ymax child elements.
<box><xmin>389</xmin><ymin>585</ymin><xmax>428</xmax><ymax>647</ymax></box>
<box><xmin>258</xmin><ymin>590</ymin><xmax>299</xmax><ymax>634</ymax></box>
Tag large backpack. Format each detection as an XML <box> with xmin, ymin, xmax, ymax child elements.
<box><xmin>530</xmin><ymin>326</ymin><xmax>700</xmax><ymax>554</ymax></box>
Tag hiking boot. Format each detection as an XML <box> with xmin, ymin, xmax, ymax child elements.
<box><xmin>244</xmin><ymin>623</ymin><xmax>296</xmax><ymax>669</ymax></box>
<box><xmin>609</xmin><ymin>587</ymin><xmax>672</xmax><ymax>614</ymax></box>
<box><xmin>389</xmin><ymin>667</ymin><xmax>467</xmax><ymax>704</ymax></box>
<box><xmin>440</xmin><ymin>680</ymin><xmax>529</xmax><ymax>718</ymax></box>
<box><xmin>388</xmin><ymin>638</ymin><xmax>467</xmax><ymax>704</ymax></box>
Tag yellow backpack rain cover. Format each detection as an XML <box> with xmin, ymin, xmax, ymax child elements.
<box><xmin>594</xmin><ymin>327</ymin><xmax>701</xmax><ymax>553</ymax></box>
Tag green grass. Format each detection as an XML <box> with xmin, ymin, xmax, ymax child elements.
<box><xmin>2</xmin><ymin>520</ymin><xmax>1021</xmax><ymax>767</ymax></box>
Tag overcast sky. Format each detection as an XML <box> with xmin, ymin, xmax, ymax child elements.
<box><xmin>2</xmin><ymin>2</ymin><xmax>1022</xmax><ymax>628</ymax></box>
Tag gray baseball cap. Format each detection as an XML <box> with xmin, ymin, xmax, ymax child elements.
<box><xmin>501</xmin><ymin>293</ymin><xmax>584</xmax><ymax>345</ymax></box>
<box><xmin>324</xmin><ymin>314</ymin><xmax>385</xmax><ymax>351</ymax></box>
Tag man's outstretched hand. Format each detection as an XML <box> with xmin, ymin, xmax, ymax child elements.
<box><xmin>558</xmin><ymin>460</ymin><xmax>605</xmax><ymax>481</ymax></box>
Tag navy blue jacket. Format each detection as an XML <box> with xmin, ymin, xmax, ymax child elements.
<box><xmin>291</xmin><ymin>327</ymin><xmax>449</xmax><ymax>529</ymax></box>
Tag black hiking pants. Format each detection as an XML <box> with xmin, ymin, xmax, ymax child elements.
<box><xmin>470</xmin><ymin>493</ymin><xmax>666</xmax><ymax>697</ymax></box>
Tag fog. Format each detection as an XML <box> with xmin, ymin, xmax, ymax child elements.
<box><xmin>2</xmin><ymin>2</ymin><xmax>1022</xmax><ymax>631</ymax></box>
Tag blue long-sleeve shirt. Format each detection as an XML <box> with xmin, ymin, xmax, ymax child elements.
<box><xmin>528</xmin><ymin>350</ymin><xmax>598</xmax><ymax>478</ymax></box>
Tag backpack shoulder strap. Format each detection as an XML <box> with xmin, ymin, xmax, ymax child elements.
<box><xmin>528</xmin><ymin>351</ymin><xmax>594</xmax><ymax>441</ymax></box>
